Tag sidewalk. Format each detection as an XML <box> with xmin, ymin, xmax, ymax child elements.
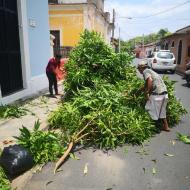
<box><xmin>0</xmin><ymin>84</ymin><xmax>63</xmax><ymax>189</ymax></box>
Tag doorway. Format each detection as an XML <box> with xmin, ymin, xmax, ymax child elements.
<box><xmin>50</xmin><ymin>30</ymin><xmax>60</xmax><ymax>55</ymax></box>
<box><xmin>0</xmin><ymin>0</ymin><xmax>23</xmax><ymax>97</ymax></box>
<box><xmin>177</xmin><ymin>40</ymin><xmax>182</xmax><ymax>65</ymax></box>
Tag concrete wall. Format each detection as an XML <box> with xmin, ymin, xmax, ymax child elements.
<box><xmin>86</xmin><ymin>3</ymin><xmax>111</xmax><ymax>43</ymax></box>
<box><xmin>27</xmin><ymin>0</ymin><xmax>50</xmax><ymax>77</ymax></box>
<box><xmin>89</xmin><ymin>0</ymin><xmax>104</xmax><ymax>11</ymax></box>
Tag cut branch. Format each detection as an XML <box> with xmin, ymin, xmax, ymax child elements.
<box><xmin>75</xmin><ymin>116</ymin><xmax>96</xmax><ymax>138</ymax></box>
<box><xmin>54</xmin><ymin>141</ymin><xmax>74</xmax><ymax>174</ymax></box>
<box><xmin>75</xmin><ymin>133</ymin><xmax>89</xmax><ymax>143</ymax></box>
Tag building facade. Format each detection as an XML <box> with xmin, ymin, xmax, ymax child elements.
<box><xmin>161</xmin><ymin>26</ymin><xmax>190</xmax><ymax>74</ymax></box>
<box><xmin>134</xmin><ymin>41</ymin><xmax>161</xmax><ymax>59</ymax></box>
<box><xmin>48</xmin><ymin>0</ymin><xmax>112</xmax><ymax>54</ymax></box>
<box><xmin>0</xmin><ymin>0</ymin><xmax>50</xmax><ymax>105</ymax></box>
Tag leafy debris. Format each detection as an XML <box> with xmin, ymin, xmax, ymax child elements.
<box><xmin>177</xmin><ymin>132</ymin><xmax>190</xmax><ymax>144</ymax></box>
<box><xmin>164</xmin><ymin>153</ymin><xmax>174</xmax><ymax>157</ymax></box>
<box><xmin>83</xmin><ymin>163</ymin><xmax>88</xmax><ymax>175</ymax></box>
<box><xmin>152</xmin><ymin>167</ymin><xmax>157</xmax><ymax>175</ymax></box>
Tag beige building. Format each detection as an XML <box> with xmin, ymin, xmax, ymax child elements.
<box><xmin>161</xmin><ymin>25</ymin><xmax>190</xmax><ymax>74</ymax></box>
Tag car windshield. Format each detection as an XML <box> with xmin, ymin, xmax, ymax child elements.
<box><xmin>157</xmin><ymin>52</ymin><xmax>174</xmax><ymax>59</ymax></box>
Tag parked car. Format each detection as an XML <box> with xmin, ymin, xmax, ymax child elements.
<box><xmin>147</xmin><ymin>50</ymin><xmax>176</xmax><ymax>73</ymax></box>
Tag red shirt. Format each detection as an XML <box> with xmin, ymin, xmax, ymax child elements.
<box><xmin>46</xmin><ymin>58</ymin><xmax>59</xmax><ymax>74</ymax></box>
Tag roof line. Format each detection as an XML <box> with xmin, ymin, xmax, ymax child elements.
<box><xmin>175</xmin><ymin>25</ymin><xmax>190</xmax><ymax>33</ymax></box>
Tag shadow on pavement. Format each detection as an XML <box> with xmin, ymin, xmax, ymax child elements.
<box><xmin>182</xmin><ymin>83</ymin><xmax>190</xmax><ymax>88</ymax></box>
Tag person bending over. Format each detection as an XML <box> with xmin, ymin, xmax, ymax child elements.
<box><xmin>137</xmin><ymin>60</ymin><xmax>170</xmax><ymax>132</ymax></box>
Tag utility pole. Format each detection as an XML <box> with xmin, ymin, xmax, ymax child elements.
<box><xmin>119</xmin><ymin>27</ymin><xmax>121</xmax><ymax>53</ymax></box>
<box><xmin>112</xmin><ymin>9</ymin><xmax>115</xmax><ymax>39</ymax></box>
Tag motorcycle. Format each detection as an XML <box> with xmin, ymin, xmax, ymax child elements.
<box><xmin>183</xmin><ymin>61</ymin><xmax>190</xmax><ymax>86</ymax></box>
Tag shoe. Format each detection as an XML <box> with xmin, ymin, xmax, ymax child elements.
<box><xmin>49</xmin><ymin>94</ymin><xmax>57</xmax><ymax>98</ymax></box>
<box><xmin>161</xmin><ymin>127</ymin><xmax>170</xmax><ymax>132</ymax></box>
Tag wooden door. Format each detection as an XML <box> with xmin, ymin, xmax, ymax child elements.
<box><xmin>0</xmin><ymin>0</ymin><xmax>23</xmax><ymax>97</ymax></box>
<box><xmin>177</xmin><ymin>40</ymin><xmax>182</xmax><ymax>65</ymax></box>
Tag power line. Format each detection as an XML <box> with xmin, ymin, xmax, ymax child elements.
<box><xmin>121</xmin><ymin>18</ymin><xmax>190</xmax><ymax>25</ymax></box>
<box><xmin>120</xmin><ymin>0</ymin><xmax>190</xmax><ymax>19</ymax></box>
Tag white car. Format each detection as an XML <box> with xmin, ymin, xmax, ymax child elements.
<box><xmin>147</xmin><ymin>50</ymin><xmax>176</xmax><ymax>73</ymax></box>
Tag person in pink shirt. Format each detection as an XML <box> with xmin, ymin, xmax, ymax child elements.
<box><xmin>46</xmin><ymin>54</ymin><xmax>62</xmax><ymax>97</ymax></box>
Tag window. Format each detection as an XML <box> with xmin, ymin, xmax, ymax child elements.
<box><xmin>171</xmin><ymin>41</ymin><xmax>175</xmax><ymax>48</ymax></box>
<box><xmin>157</xmin><ymin>52</ymin><xmax>174</xmax><ymax>59</ymax></box>
<box><xmin>48</xmin><ymin>0</ymin><xmax>58</xmax><ymax>4</ymax></box>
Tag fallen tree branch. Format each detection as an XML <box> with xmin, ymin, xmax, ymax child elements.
<box><xmin>75</xmin><ymin>133</ymin><xmax>89</xmax><ymax>143</ymax></box>
<box><xmin>54</xmin><ymin>141</ymin><xmax>74</xmax><ymax>174</ymax></box>
<box><xmin>54</xmin><ymin>114</ymin><xmax>99</xmax><ymax>173</ymax></box>
<box><xmin>75</xmin><ymin>116</ymin><xmax>96</xmax><ymax>139</ymax></box>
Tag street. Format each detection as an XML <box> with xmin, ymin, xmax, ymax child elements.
<box><xmin>0</xmin><ymin>0</ymin><xmax>190</xmax><ymax>189</ymax></box>
<box><xmin>23</xmin><ymin>59</ymin><xmax>190</xmax><ymax>190</ymax></box>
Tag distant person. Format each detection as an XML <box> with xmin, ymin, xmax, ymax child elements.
<box><xmin>137</xmin><ymin>60</ymin><xmax>170</xmax><ymax>132</ymax></box>
<box><xmin>183</xmin><ymin>59</ymin><xmax>190</xmax><ymax>79</ymax></box>
<box><xmin>46</xmin><ymin>54</ymin><xmax>62</xmax><ymax>97</ymax></box>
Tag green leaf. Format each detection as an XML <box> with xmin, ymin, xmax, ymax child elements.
<box><xmin>177</xmin><ymin>132</ymin><xmax>190</xmax><ymax>144</ymax></box>
<box><xmin>152</xmin><ymin>167</ymin><xmax>157</xmax><ymax>175</ymax></box>
<box><xmin>70</xmin><ymin>153</ymin><xmax>80</xmax><ymax>160</ymax></box>
<box><xmin>151</xmin><ymin>159</ymin><xmax>157</xmax><ymax>164</ymax></box>
<box><xmin>34</xmin><ymin>120</ymin><xmax>40</xmax><ymax>131</ymax></box>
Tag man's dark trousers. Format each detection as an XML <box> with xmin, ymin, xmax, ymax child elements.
<box><xmin>46</xmin><ymin>72</ymin><xmax>58</xmax><ymax>95</ymax></box>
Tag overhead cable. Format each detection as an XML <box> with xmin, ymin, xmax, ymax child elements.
<box><xmin>119</xmin><ymin>0</ymin><xmax>190</xmax><ymax>19</ymax></box>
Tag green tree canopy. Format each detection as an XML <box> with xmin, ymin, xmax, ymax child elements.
<box><xmin>121</xmin><ymin>28</ymin><xmax>171</xmax><ymax>52</ymax></box>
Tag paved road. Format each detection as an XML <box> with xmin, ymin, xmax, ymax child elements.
<box><xmin>23</xmin><ymin>60</ymin><xmax>190</xmax><ymax>190</ymax></box>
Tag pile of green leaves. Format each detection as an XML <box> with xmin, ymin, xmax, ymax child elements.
<box><xmin>50</xmin><ymin>79</ymin><xmax>155</xmax><ymax>148</ymax></box>
<box><xmin>64</xmin><ymin>30</ymin><xmax>134</xmax><ymax>94</ymax></box>
<box><xmin>15</xmin><ymin>120</ymin><xmax>66</xmax><ymax>164</ymax></box>
<box><xmin>49</xmin><ymin>30</ymin><xmax>186</xmax><ymax>150</ymax></box>
<box><xmin>0</xmin><ymin>104</ymin><xmax>27</xmax><ymax>119</ymax></box>
<box><xmin>164</xmin><ymin>77</ymin><xmax>187</xmax><ymax>125</ymax></box>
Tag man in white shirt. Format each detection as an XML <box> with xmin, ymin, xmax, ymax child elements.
<box><xmin>137</xmin><ymin>60</ymin><xmax>170</xmax><ymax>132</ymax></box>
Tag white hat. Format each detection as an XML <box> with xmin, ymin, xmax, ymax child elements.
<box><xmin>137</xmin><ymin>60</ymin><xmax>148</xmax><ymax>68</ymax></box>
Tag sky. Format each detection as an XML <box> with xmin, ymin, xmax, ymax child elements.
<box><xmin>104</xmin><ymin>0</ymin><xmax>190</xmax><ymax>41</ymax></box>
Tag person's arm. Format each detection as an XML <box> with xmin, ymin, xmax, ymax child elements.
<box><xmin>145</xmin><ymin>77</ymin><xmax>153</xmax><ymax>100</ymax></box>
